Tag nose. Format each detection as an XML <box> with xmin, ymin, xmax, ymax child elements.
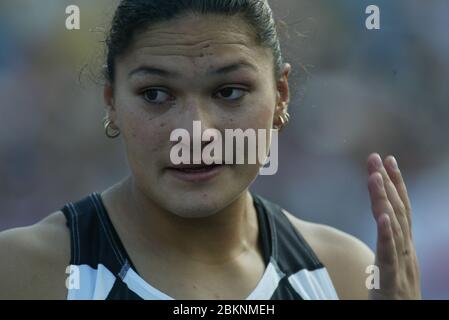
<box><xmin>177</xmin><ymin>96</ymin><xmax>216</xmax><ymax>137</ymax></box>
<box><xmin>170</xmin><ymin>96</ymin><xmax>221</xmax><ymax>163</ymax></box>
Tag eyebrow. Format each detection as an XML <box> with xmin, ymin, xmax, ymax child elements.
<box><xmin>128</xmin><ymin>61</ymin><xmax>258</xmax><ymax>79</ymax></box>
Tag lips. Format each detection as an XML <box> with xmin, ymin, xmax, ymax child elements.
<box><xmin>168</xmin><ymin>163</ymin><xmax>221</xmax><ymax>171</ymax></box>
<box><xmin>166</xmin><ymin>163</ymin><xmax>225</xmax><ymax>182</ymax></box>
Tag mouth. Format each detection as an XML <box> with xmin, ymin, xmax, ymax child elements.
<box><xmin>166</xmin><ymin>163</ymin><xmax>226</xmax><ymax>182</ymax></box>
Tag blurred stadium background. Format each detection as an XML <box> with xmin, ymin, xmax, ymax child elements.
<box><xmin>0</xmin><ymin>0</ymin><xmax>448</xmax><ymax>299</ymax></box>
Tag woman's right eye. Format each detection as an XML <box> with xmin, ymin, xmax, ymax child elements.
<box><xmin>142</xmin><ymin>89</ymin><xmax>173</xmax><ymax>104</ymax></box>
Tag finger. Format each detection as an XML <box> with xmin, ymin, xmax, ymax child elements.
<box><xmin>376</xmin><ymin>213</ymin><xmax>398</xmax><ymax>267</ymax></box>
<box><xmin>367</xmin><ymin>153</ymin><xmax>409</xmax><ymax>242</ymax></box>
<box><xmin>368</xmin><ymin>172</ymin><xmax>404</xmax><ymax>254</ymax></box>
<box><xmin>379</xmin><ymin>155</ymin><xmax>411</xmax><ymax>242</ymax></box>
<box><xmin>376</xmin><ymin>213</ymin><xmax>398</xmax><ymax>290</ymax></box>
<box><xmin>384</xmin><ymin>155</ymin><xmax>413</xmax><ymax>236</ymax></box>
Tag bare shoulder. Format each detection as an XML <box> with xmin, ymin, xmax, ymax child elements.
<box><xmin>0</xmin><ymin>211</ymin><xmax>70</xmax><ymax>299</ymax></box>
<box><xmin>282</xmin><ymin>209</ymin><xmax>375</xmax><ymax>300</ymax></box>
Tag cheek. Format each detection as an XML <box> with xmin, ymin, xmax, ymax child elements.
<box><xmin>244</xmin><ymin>81</ymin><xmax>277</xmax><ymax>129</ymax></box>
<box><xmin>117</xmin><ymin>105</ymin><xmax>171</xmax><ymax>160</ymax></box>
<box><xmin>238</xmin><ymin>99</ymin><xmax>275</xmax><ymax>130</ymax></box>
<box><xmin>257</xmin><ymin>104</ymin><xmax>275</xmax><ymax>127</ymax></box>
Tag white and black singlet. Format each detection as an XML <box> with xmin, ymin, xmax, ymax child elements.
<box><xmin>61</xmin><ymin>192</ymin><xmax>339</xmax><ymax>300</ymax></box>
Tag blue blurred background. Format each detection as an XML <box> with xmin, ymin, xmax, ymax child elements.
<box><xmin>0</xmin><ymin>0</ymin><xmax>448</xmax><ymax>299</ymax></box>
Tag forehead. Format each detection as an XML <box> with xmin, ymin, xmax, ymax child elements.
<box><xmin>118</xmin><ymin>13</ymin><xmax>272</xmax><ymax>76</ymax></box>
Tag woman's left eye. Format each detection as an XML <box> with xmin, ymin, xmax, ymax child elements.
<box><xmin>215</xmin><ymin>87</ymin><xmax>247</xmax><ymax>101</ymax></box>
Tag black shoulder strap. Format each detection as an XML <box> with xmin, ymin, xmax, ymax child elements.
<box><xmin>252</xmin><ymin>193</ymin><xmax>324</xmax><ymax>276</ymax></box>
<box><xmin>60</xmin><ymin>193</ymin><xmax>125</xmax><ymax>275</ymax></box>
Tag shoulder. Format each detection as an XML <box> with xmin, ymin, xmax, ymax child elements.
<box><xmin>0</xmin><ymin>211</ymin><xmax>70</xmax><ymax>299</ymax></box>
<box><xmin>282</xmin><ymin>209</ymin><xmax>375</xmax><ymax>300</ymax></box>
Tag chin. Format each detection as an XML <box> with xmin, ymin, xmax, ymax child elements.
<box><xmin>162</xmin><ymin>187</ymin><xmax>238</xmax><ymax>219</ymax></box>
<box><xmin>150</xmin><ymin>177</ymin><xmax>247</xmax><ymax>219</ymax></box>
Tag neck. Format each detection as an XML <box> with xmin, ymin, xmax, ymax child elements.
<box><xmin>105</xmin><ymin>176</ymin><xmax>260</xmax><ymax>265</ymax></box>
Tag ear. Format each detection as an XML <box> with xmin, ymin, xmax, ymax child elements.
<box><xmin>273</xmin><ymin>63</ymin><xmax>291</xmax><ymax>128</ymax></box>
<box><xmin>103</xmin><ymin>81</ymin><xmax>120</xmax><ymax>128</ymax></box>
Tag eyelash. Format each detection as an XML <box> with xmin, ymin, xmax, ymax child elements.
<box><xmin>140</xmin><ymin>86</ymin><xmax>250</xmax><ymax>105</ymax></box>
<box><xmin>141</xmin><ymin>88</ymin><xmax>173</xmax><ymax>105</ymax></box>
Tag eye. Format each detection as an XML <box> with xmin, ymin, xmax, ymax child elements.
<box><xmin>142</xmin><ymin>88</ymin><xmax>173</xmax><ymax>104</ymax></box>
<box><xmin>215</xmin><ymin>87</ymin><xmax>247</xmax><ymax>101</ymax></box>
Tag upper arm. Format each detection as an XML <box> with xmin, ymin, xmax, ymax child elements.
<box><xmin>284</xmin><ymin>210</ymin><xmax>375</xmax><ymax>300</ymax></box>
<box><xmin>0</xmin><ymin>212</ymin><xmax>70</xmax><ymax>299</ymax></box>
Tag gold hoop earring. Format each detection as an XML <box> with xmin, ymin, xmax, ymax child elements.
<box><xmin>103</xmin><ymin>117</ymin><xmax>120</xmax><ymax>138</ymax></box>
<box><xmin>274</xmin><ymin>112</ymin><xmax>290</xmax><ymax>132</ymax></box>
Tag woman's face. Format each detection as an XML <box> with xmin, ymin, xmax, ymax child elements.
<box><xmin>105</xmin><ymin>13</ymin><xmax>290</xmax><ymax>218</ymax></box>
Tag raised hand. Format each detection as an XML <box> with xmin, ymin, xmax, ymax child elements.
<box><xmin>367</xmin><ymin>153</ymin><xmax>421</xmax><ymax>299</ymax></box>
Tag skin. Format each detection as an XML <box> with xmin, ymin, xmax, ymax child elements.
<box><xmin>0</xmin><ymin>13</ymin><xmax>421</xmax><ymax>300</ymax></box>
